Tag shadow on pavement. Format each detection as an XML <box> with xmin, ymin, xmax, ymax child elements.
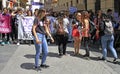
<box><xmin>24</xmin><ymin>54</ymin><xmax>35</xmax><ymax>59</ymax></box>
<box><xmin>107</xmin><ymin>60</ymin><xmax>120</xmax><ymax>65</ymax></box>
<box><xmin>24</xmin><ymin>52</ymin><xmax>61</xmax><ymax>59</ymax></box>
<box><xmin>66</xmin><ymin>51</ymin><xmax>99</xmax><ymax>61</ymax></box>
<box><xmin>20</xmin><ymin>63</ymin><xmax>35</xmax><ymax>70</ymax></box>
<box><xmin>48</xmin><ymin>52</ymin><xmax>61</xmax><ymax>58</ymax></box>
<box><xmin>67</xmin><ymin>42</ymin><xmax>120</xmax><ymax>61</ymax></box>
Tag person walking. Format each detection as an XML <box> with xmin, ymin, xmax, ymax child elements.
<box><xmin>32</xmin><ymin>8</ymin><xmax>54</xmax><ymax>70</ymax></box>
<box><xmin>99</xmin><ymin>13</ymin><xmax>118</xmax><ymax>63</ymax></box>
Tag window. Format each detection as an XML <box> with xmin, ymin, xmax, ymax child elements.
<box><xmin>76</xmin><ymin>0</ymin><xmax>79</xmax><ymax>4</ymax></box>
<box><xmin>114</xmin><ymin>0</ymin><xmax>120</xmax><ymax>15</ymax></box>
<box><xmin>71</xmin><ymin>1</ymin><xmax>73</xmax><ymax>6</ymax></box>
<box><xmin>66</xmin><ymin>2</ymin><xmax>69</xmax><ymax>7</ymax></box>
<box><xmin>64</xmin><ymin>3</ymin><xmax>65</xmax><ymax>6</ymax></box>
<box><xmin>95</xmin><ymin>0</ymin><xmax>100</xmax><ymax>12</ymax></box>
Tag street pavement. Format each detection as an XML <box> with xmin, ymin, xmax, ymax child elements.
<box><xmin>0</xmin><ymin>43</ymin><xmax>120</xmax><ymax>74</ymax></box>
<box><xmin>0</xmin><ymin>45</ymin><xmax>18</xmax><ymax>72</ymax></box>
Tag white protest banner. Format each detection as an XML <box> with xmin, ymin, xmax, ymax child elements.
<box><xmin>21</xmin><ymin>16</ymin><xmax>34</xmax><ymax>40</ymax></box>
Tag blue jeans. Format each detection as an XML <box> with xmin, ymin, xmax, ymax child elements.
<box><xmin>101</xmin><ymin>35</ymin><xmax>118</xmax><ymax>59</ymax></box>
<box><xmin>33</xmin><ymin>33</ymin><xmax>48</xmax><ymax>67</ymax></box>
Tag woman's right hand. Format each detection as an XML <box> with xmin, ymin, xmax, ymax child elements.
<box><xmin>36</xmin><ymin>39</ymin><xmax>41</xmax><ymax>44</ymax></box>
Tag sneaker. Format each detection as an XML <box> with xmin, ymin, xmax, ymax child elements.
<box><xmin>48</xmin><ymin>42</ymin><xmax>50</xmax><ymax>45</ymax></box>
<box><xmin>17</xmin><ymin>42</ymin><xmax>20</xmax><ymax>45</ymax></box>
<box><xmin>40</xmin><ymin>64</ymin><xmax>49</xmax><ymax>68</ymax></box>
<box><xmin>58</xmin><ymin>54</ymin><xmax>63</xmax><ymax>58</ymax></box>
<box><xmin>6</xmin><ymin>41</ymin><xmax>10</xmax><ymax>44</ymax></box>
<box><xmin>98</xmin><ymin>57</ymin><xmax>107</xmax><ymax>62</ymax></box>
<box><xmin>83</xmin><ymin>54</ymin><xmax>90</xmax><ymax>57</ymax></box>
<box><xmin>113</xmin><ymin>58</ymin><xmax>118</xmax><ymax>64</ymax></box>
<box><xmin>1</xmin><ymin>42</ymin><xmax>5</xmax><ymax>46</ymax></box>
<box><xmin>59</xmin><ymin>53</ymin><xmax>63</xmax><ymax>56</ymax></box>
<box><xmin>34</xmin><ymin>66</ymin><xmax>41</xmax><ymax>71</ymax></box>
<box><xmin>63</xmin><ymin>53</ymin><xmax>69</xmax><ymax>56</ymax></box>
<box><xmin>99</xmin><ymin>47</ymin><xmax>102</xmax><ymax>50</ymax></box>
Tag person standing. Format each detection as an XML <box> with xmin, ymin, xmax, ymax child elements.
<box><xmin>72</xmin><ymin>12</ymin><xmax>82</xmax><ymax>55</ymax></box>
<box><xmin>0</xmin><ymin>8</ymin><xmax>11</xmax><ymax>46</ymax></box>
<box><xmin>81</xmin><ymin>11</ymin><xmax>90</xmax><ymax>57</ymax></box>
<box><xmin>55</xmin><ymin>16</ymin><xmax>69</xmax><ymax>56</ymax></box>
<box><xmin>13</xmin><ymin>8</ymin><xmax>24</xmax><ymax>45</ymax></box>
<box><xmin>32</xmin><ymin>8</ymin><xmax>54</xmax><ymax>70</ymax></box>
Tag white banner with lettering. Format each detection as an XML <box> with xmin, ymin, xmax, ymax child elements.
<box><xmin>21</xmin><ymin>16</ymin><xmax>34</xmax><ymax>40</ymax></box>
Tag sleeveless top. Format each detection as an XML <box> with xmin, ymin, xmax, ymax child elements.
<box><xmin>82</xmin><ymin>19</ymin><xmax>90</xmax><ymax>37</ymax></box>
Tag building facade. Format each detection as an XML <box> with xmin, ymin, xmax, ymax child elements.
<box><xmin>44</xmin><ymin>0</ymin><xmax>120</xmax><ymax>14</ymax></box>
<box><xmin>0</xmin><ymin>0</ymin><xmax>45</xmax><ymax>10</ymax></box>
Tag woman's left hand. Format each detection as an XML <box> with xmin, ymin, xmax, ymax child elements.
<box><xmin>50</xmin><ymin>37</ymin><xmax>54</xmax><ymax>43</ymax></box>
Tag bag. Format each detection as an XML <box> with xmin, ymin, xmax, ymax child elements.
<box><xmin>104</xmin><ymin>20</ymin><xmax>114</xmax><ymax>35</ymax></box>
<box><xmin>56</xmin><ymin>24</ymin><xmax>65</xmax><ymax>34</ymax></box>
<box><xmin>99</xmin><ymin>20</ymin><xmax>114</xmax><ymax>36</ymax></box>
<box><xmin>89</xmin><ymin>20</ymin><xmax>97</xmax><ymax>37</ymax></box>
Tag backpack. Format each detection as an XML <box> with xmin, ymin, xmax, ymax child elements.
<box><xmin>99</xmin><ymin>20</ymin><xmax>114</xmax><ymax>36</ymax></box>
<box><xmin>89</xmin><ymin>20</ymin><xmax>97</xmax><ymax>38</ymax></box>
<box><xmin>56</xmin><ymin>24</ymin><xmax>65</xmax><ymax>35</ymax></box>
<box><xmin>104</xmin><ymin>20</ymin><xmax>114</xmax><ymax>35</ymax></box>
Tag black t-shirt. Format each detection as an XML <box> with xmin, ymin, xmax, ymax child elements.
<box><xmin>33</xmin><ymin>18</ymin><xmax>46</xmax><ymax>35</ymax></box>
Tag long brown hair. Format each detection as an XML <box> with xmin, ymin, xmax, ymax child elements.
<box><xmin>81</xmin><ymin>11</ymin><xmax>89</xmax><ymax>25</ymax></box>
<box><xmin>37</xmin><ymin>9</ymin><xmax>46</xmax><ymax>20</ymax></box>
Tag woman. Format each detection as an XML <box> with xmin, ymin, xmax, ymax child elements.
<box><xmin>0</xmin><ymin>8</ymin><xmax>11</xmax><ymax>45</ymax></box>
<box><xmin>32</xmin><ymin>9</ymin><xmax>54</xmax><ymax>70</ymax></box>
<box><xmin>99</xmin><ymin>14</ymin><xmax>118</xmax><ymax>63</ymax></box>
<box><xmin>72</xmin><ymin>12</ymin><xmax>82</xmax><ymax>55</ymax></box>
<box><xmin>81</xmin><ymin>11</ymin><xmax>90</xmax><ymax>57</ymax></box>
<box><xmin>94</xmin><ymin>10</ymin><xmax>102</xmax><ymax>43</ymax></box>
<box><xmin>34</xmin><ymin>9</ymin><xmax>39</xmax><ymax>17</ymax></box>
<box><xmin>44</xmin><ymin>16</ymin><xmax>51</xmax><ymax>44</ymax></box>
<box><xmin>26</xmin><ymin>10</ymin><xmax>32</xmax><ymax>16</ymax></box>
<box><xmin>55</xmin><ymin>17</ymin><xmax>68</xmax><ymax>56</ymax></box>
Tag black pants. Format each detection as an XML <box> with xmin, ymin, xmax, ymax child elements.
<box><xmin>10</xmin><ymin>25</ymin><xmax>18</xmax><ymax>41</ymax></box>
<box><xmin>83</xmin><ymin>37</ymin><xmax>90</xmax><ymax>56</ymax></box>
<box><xmin>2</xmin><ymin>33</ymin><xmax>10</xmax><ymax>42</ymax></box>
<box><xmin>56</xmin><ymin>33</ymin><xmax>68</xmax><ymax>55</ymax></box>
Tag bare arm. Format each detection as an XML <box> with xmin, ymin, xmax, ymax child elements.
<box><xmin>32</xmin><ymin>24</ymin><xmax>41</xmax><ymax>44</ymax></box>
<box><xmin>44</xmin><ymin>24</ymin><xmax>54</xmax><ymax>43</ymax></box>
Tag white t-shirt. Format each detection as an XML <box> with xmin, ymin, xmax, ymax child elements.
<box><xmin>63</xmin><ymin>18</ymin><xmax>69</xmax><ymax>33</ymax></box>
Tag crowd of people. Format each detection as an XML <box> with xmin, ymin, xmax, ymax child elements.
<box><xmin>0</xmin><ymin>7</ymin><xmax>120</xmax><ymax>70</ymax></box>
